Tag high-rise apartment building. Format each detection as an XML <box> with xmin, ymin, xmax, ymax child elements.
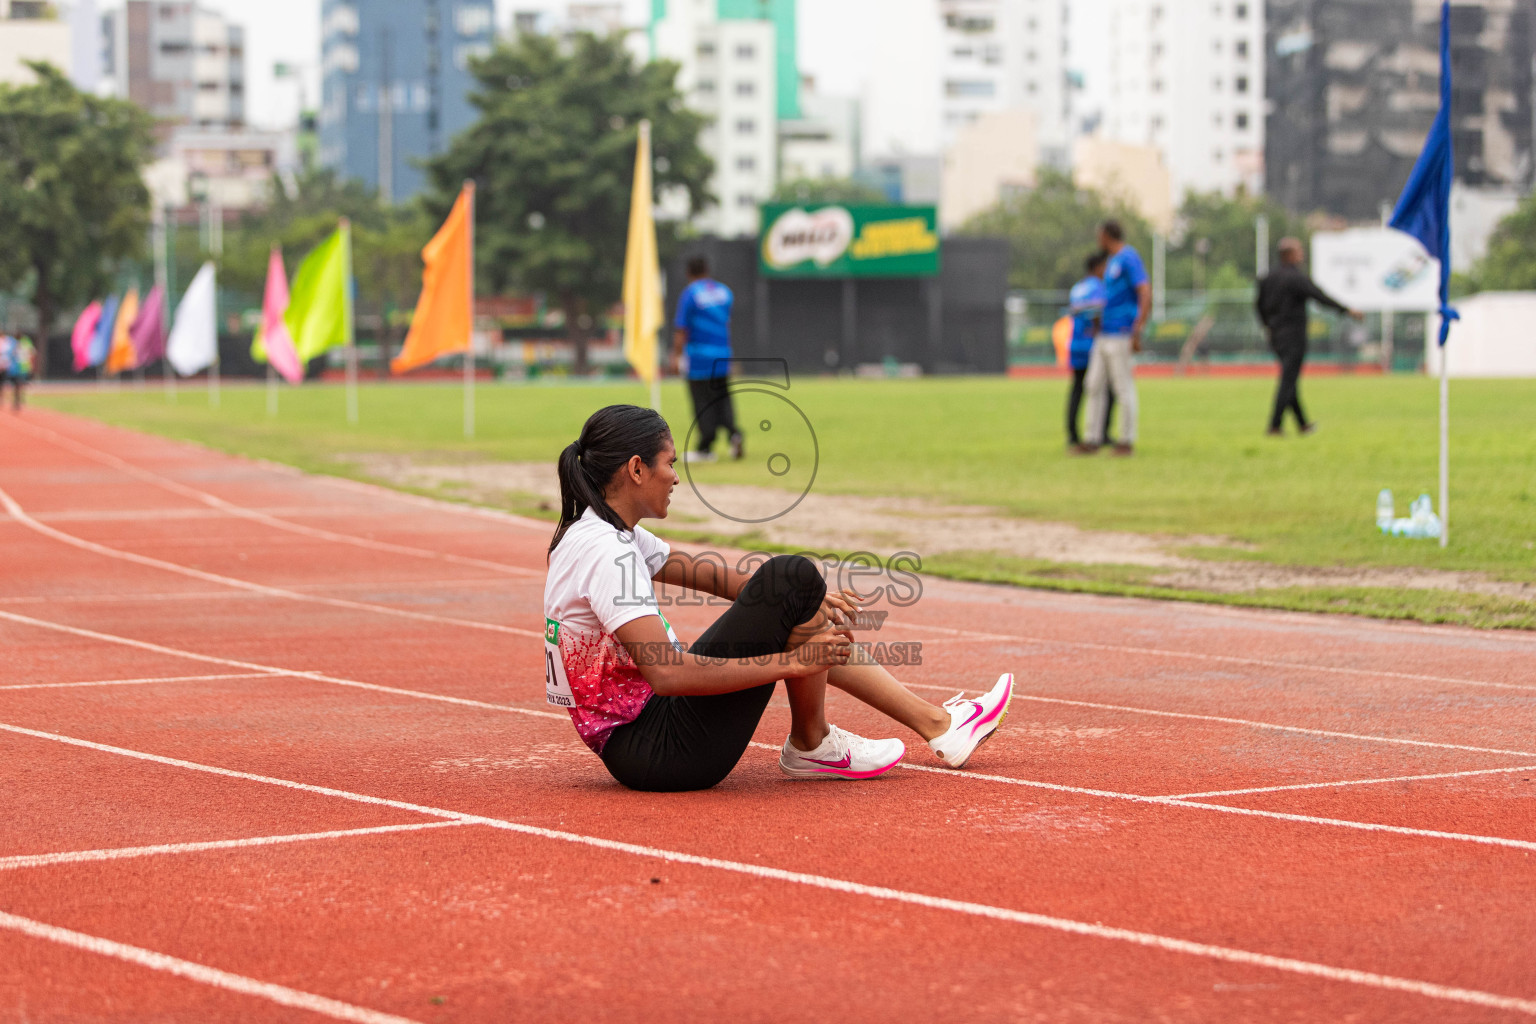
<box><xmin>1266</xmin><ymin>0</ymin><xmax>1533</xmax><ymax>221</ymax></box>
<box><xmin>1104</xmin><ymin>0</ymin><xmax>1265</xmax><ymax>199</ymax></box>
<box><xmin>937</xmin><ymin>0</ymin><xmax>1070</xmax><ymax>164</ymax></box>
<box><xmin>318</xmin><ymin>0</ymin><xmax>495</xmax><ymax>202</ymax></box>
<box><xmin>651</xmin><ymin>0</ymin><xmax>795</xmax><ymax>237</ymax></box>
<box><xmin>101</xmin><ymin>0</ymin><xmax>244</xmax><ymax>129</ymax></box>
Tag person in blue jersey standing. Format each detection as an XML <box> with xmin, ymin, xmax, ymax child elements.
<box><xmin>1084</xmin><ymin>220</ymin><xmax>1150</xmax><ymax>456</ymax></box>
<box><xmin>669</xmin><ymin>257</ymin><xmax>743</xmax><ymax>463</ymax></box>
<box><xmin>1066</xmin><ymin>251</ymin><xmax>1115</xmax><ymax>452</ymax></box>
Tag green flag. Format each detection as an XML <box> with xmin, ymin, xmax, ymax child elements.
<box><xmin>253</xmin><ymin>222</ymin><xmax>352</xmax><ymax>364</ymax></box>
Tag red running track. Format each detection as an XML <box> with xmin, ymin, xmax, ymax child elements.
<box><xmin>1</xmin><ymin>408</ymin><xmax>1534</xmax><ymax>1023</ymax></box>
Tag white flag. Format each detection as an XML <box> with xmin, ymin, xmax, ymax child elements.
<box><xmin>166</xmin><ymin>262</ymin><xmax>218</xmax><ymax>376</ymax></box>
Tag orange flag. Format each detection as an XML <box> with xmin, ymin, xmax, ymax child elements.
<box><xmin>392</xmin><ymin>183</ymin><xmax>473</xmax><ymax>374</ymax></box>
<box><xmin>106</xmin><ymin>288</ymin><xmax>141</xmax><ymax>374</ymax></box>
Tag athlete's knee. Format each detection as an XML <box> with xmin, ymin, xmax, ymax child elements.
<box><xmin>748</xmin><ymin>554</ymin><xmax>827</xmax><ymax>619</ymax></box>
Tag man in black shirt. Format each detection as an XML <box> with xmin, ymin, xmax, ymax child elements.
<box><xmin>1255</xmin><ymin>237</ymin><xmax>1363</xmax><ymax>435</ymax></box>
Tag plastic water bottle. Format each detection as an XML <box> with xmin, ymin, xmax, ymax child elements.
<box><xmin>1409</xmin><ymin>494</ymin><xmax>1442</xmax><ymax>539</ymax></box>
<box><xmin>1376</xmin><ymin>489</ymin><xmax>1394</xmax><ymax>532</ymax></box>
<box><xmin>1388</xmin><ymin>494</ymin><xmax>1442</xmax><ymax>539</ymax></box>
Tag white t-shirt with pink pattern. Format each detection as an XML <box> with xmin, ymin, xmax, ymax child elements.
<box><xmin>543</xmin><ymin>507</ymin><xmax>680</xmax><ymax>754</ymax></box>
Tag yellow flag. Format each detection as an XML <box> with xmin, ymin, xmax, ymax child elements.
<box><xmin>621</xmin><ymin>121</ymin><xmax>663</xmax><ymax>386</ymax></box>
<box><xmin>393</xmin><ymin>183</ymin><xmax>474</xmax><ymax>374</ymax></box>
<box><xmin>106</xmin><ymin>287</ymin><xmax>140</xmax><ymax>374</ymax></box>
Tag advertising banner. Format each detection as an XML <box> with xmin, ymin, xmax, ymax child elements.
<box><xmin>759</xmin><ymin>203</ymin><xmax>941</xmax><ymax>278</ymax></box>
<box><xmin>1311</xmin><ymin>228</ymin><xmax>1440</xmax><ymax>312</ymax></box>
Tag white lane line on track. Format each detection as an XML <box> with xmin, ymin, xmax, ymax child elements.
<box><xmin>1166</xmin><ymin>763</ymin><xmax>1536</xmax><ymax>800</ymax></box>
<box><xmin>742</xmin><ymin>743</ymin><xmax>1536</xmax><ymax>855</ymax></box>
<box><xmin>23</xmin><ymin>413</ymin><xmax>1536</xmax><ymax>692</ymax></box>
<box><xmin>0</xmin><ymin>577</ymin><xmax>535</xmax><ymax>609</ymax></box>
<box><xmin>0</xmin><ymin>610</ymin><xmax>565</xmax><ymax>720</ymax></box>
<box><xmin>894</xmin><ymin>686</ymin><xmax>1536</xmax><ymax>760</ymax></box>
<box><xmin>13</xmin><ymin>416</ymin><xmax>1531</xmax><ymax>696</ymax></box>
<box><xmin>6</xmin><ymin>416</ymin><xmax>541</xmax><ymax>577</ymax></box>
<box><xmin>3</xmin><ymin>606</ymin><xmax>1529</xmax><ymax>853</ymax></box>
<box><xmin>903</xmin><ymin>623</ymin><xmax>1536</xmax><ymax>693</ymax></box>
<box><xmin>0</xmin><ymin>485</ymin><xmax>542</xmax><ymax>641</ymax></box>
<box><xmin>0</xmin><ymin>910</ymin><xmax>421</xmax><ymax>1024</ymax></box>
<box><xmin>21</xmin><ymin>505</ymin><xmax>384</xmax><ymax>524</ymax></box>
<box><xmin>5</xmin><ymin>470</ymin><xmax>1527</xmax><ymax>762</ymax></box>
<box><xmin>0</xmin><ymin>821</ymin><xmax>467</xmax><ymax>872</ymax></box>
<box><xmin>0</xmin><ymin>672</ymin><xmax>279</xmax><ymax>691</ymax></box>
<box><xmin>4</xmin><ymin>721</ymin><xmax>1534</xmax><ymax>1019</ymax></box>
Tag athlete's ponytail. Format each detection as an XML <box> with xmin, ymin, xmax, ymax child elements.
<box><xmin>549</xmin><ymin>404</ymin><xmax>672</xmax><ymax>557</ymax></box>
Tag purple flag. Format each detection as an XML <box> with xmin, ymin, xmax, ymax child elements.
<box><xmin>129</xmin><ymin>284</ymin><xmax>167</xmax><ymax>366</ymax></box>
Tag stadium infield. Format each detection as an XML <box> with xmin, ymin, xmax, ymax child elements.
<box><xmin>2</xmin><ymin>408</ymin><xmax>1535</xmax><ymax>1021</ymax></box>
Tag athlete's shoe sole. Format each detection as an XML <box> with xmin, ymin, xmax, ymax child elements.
<box><xmin>779</xmin><ymin>756</ymin><xmax>904</xmax><ymax>780</ymax></box>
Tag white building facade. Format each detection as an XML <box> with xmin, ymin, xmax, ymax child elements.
<box><xmin>652</xmin><ymin>6</ymin><xmax>777</xmax><ymax>238</ymax></box>
<box><xmin>1103</xmin><ymin>0</ymin><xmax>1264</xmax><ymax>199</ymax></box>
<box><xmin>0</xmin><ymin>0</ymin><xmax>72</xmax><ymax>86</ymax></box>
<box><xmin>937</xmin><ymin>0</ymin><xmax>1070</xmax><ymax>164</ymax></box>
<box><xmin>101</xmin><ymin>1</ymin><xmax>244</xmax><ymax>129</ymax></box>
<box><xmin>779</xmin><ymin>85</ymin><xmax>859</xmax><ymax>183</ymax></box>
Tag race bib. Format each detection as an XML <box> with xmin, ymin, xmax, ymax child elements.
<box><xmin>544</xmin><ymin>618</ymin><xmax>575</xmax><ymax>708</ymax></box>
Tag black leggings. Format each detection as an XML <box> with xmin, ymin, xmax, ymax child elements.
<box><xmin>599</xmin><ymin>554</ymin><xmax>827</xmax><ymax>792</ymax></box>
<box><xmin>687</xmin><ymin>375</ymin><xmax>741</xmax><ymax>453</ymax></box>
<box><xmin>1066</xmin><ymin>367</ymin><xmax>1115</xmax><ymax>445</ymax></box>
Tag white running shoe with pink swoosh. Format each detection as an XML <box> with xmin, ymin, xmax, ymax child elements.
<box><xmin>779</xmin><ymin>724</ymin><xmax>905</xmax><ymax>780</ymax></box>
<box><xmin>929</xmin><ymin>673</ymin><xmax>1014</xmax><ymax>768</ymax></box>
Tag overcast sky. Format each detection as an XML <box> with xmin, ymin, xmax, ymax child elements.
<box><xmin>176</xmin><ymin>0</ymin><xmax>1111</xmax><ymax>151</ymax></box>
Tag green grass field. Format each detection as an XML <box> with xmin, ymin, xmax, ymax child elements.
<box><xmin>32</xmin><ymin>373</ymin><xmax>1536</xmax><ymax>627</ymax></box>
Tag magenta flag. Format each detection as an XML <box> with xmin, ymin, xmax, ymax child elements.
<box><xmin>71</xmin><ymin>301</ymin><xmax>103</xmax><ymax>372</ymax></box>
<box><xmin>129</xmin><ymin>284</ymin><xmax>166</xmax><ymax>367</ymax></box>
<box><xmin>261</xmin><ymin>247</ymin><xmax>304</xmax><ymax>384</ymax></box>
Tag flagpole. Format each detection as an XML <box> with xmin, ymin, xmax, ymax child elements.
<box><xmin>210</xmin><ymin>271</ymin><xmax>220</xmax><ymax>408</ymax></box>
<box><xmin>267</xmin><ymin>364</ymin><xmax>278</xmax><ymax>416</ymax></box>
<box><xmin>653</xmin><ymin>265</ymin><xmax>663</xmax><ymax>415</ymax></box>
<box><xmin>464</xmin><ymin>181</ymin><xmax>476</xmax><ymax>441</ymax></box>
<box><xmin>154</xmin><ymin>203</ymin><xmax>176</xmax><ymax>402</ymax></box>
<box><xmin>1439</xmin><ymin>335</ymin><xmax>1449</xmax><ymax>548</ymax></box>
<box><xmin>342</xmin><ymin>217</ymin><xmax>358</xmax><ymax>425</ymax></box>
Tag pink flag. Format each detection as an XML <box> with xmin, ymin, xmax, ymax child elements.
<box><xmin>261</xmin><ymin>247</ymin><xmax>304</xmax><ymax>385</ymax></box>
<box><xmin>129</xmin><ymin>284</ymin><xmax>166</xmax><ymax>367</ymax></box>
<box><xmin>71</xmin><ymin>301</ymin><xmax>103</xmax><ymax>372</ymax></box>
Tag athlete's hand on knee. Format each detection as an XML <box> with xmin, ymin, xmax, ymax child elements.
<box><xmin>787</xmin><ymin>627</ymin><xmax>852</xmax><ymax>675</ymax></box>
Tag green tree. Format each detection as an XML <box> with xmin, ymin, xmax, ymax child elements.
<box><xmin>424</xmin><ymin>32</ymin><xmax>712</xmax><ymax>372</ymax></box>
<box><xmin>1464</xmin><ymin>192</ymin><xmax>1536</xmax><ymax>291</ymax></box>
<box><xmin>0</xmin><ymin>63</ymin><xmax>154</xmax><ymax>377</ymax></box>
<box><xmin>770</xmin><ymin>177</ymin><xmax>888</xmax><ymax>205</ymax></box>
<box><xmin>1166</xmin><ymin>189</ymin><xmax>1311</xmax><ymax>291</ymax></box>
<box><xmin>957</xmin><ymin>169</ymin><xmax>1153</xmax><ymax>291</ymax></box>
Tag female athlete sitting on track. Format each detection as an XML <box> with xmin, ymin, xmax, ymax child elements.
<box><xmin>543</xmin><ymin>404</ymin><xmax>1014</xmax><ymax>792</ymax></box>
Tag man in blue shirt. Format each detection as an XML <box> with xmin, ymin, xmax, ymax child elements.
<box><xmin>1065</xmin><ymin>251</ymin><xmax>1114</xmax><ymax>451</ymax></box>
<box><xmin>1084</xmin><ymin>220</ymin><xmax>1150</xmax><ymax>455</ymax></box>
<box><xmin>670</xmin><ymin>257</ymin><xmax>742</xmax><ymax>462</ymax></box>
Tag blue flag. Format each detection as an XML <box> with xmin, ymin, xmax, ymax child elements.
<box><xmin>1388</xmin><ymin>1</ymin><xmax>1458</xmax><ymax>345</ymax></box>
<box><xmin>87</xmin><ymin>294</ymin><xmax>120</xmax><ymax>368</ymax></box>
